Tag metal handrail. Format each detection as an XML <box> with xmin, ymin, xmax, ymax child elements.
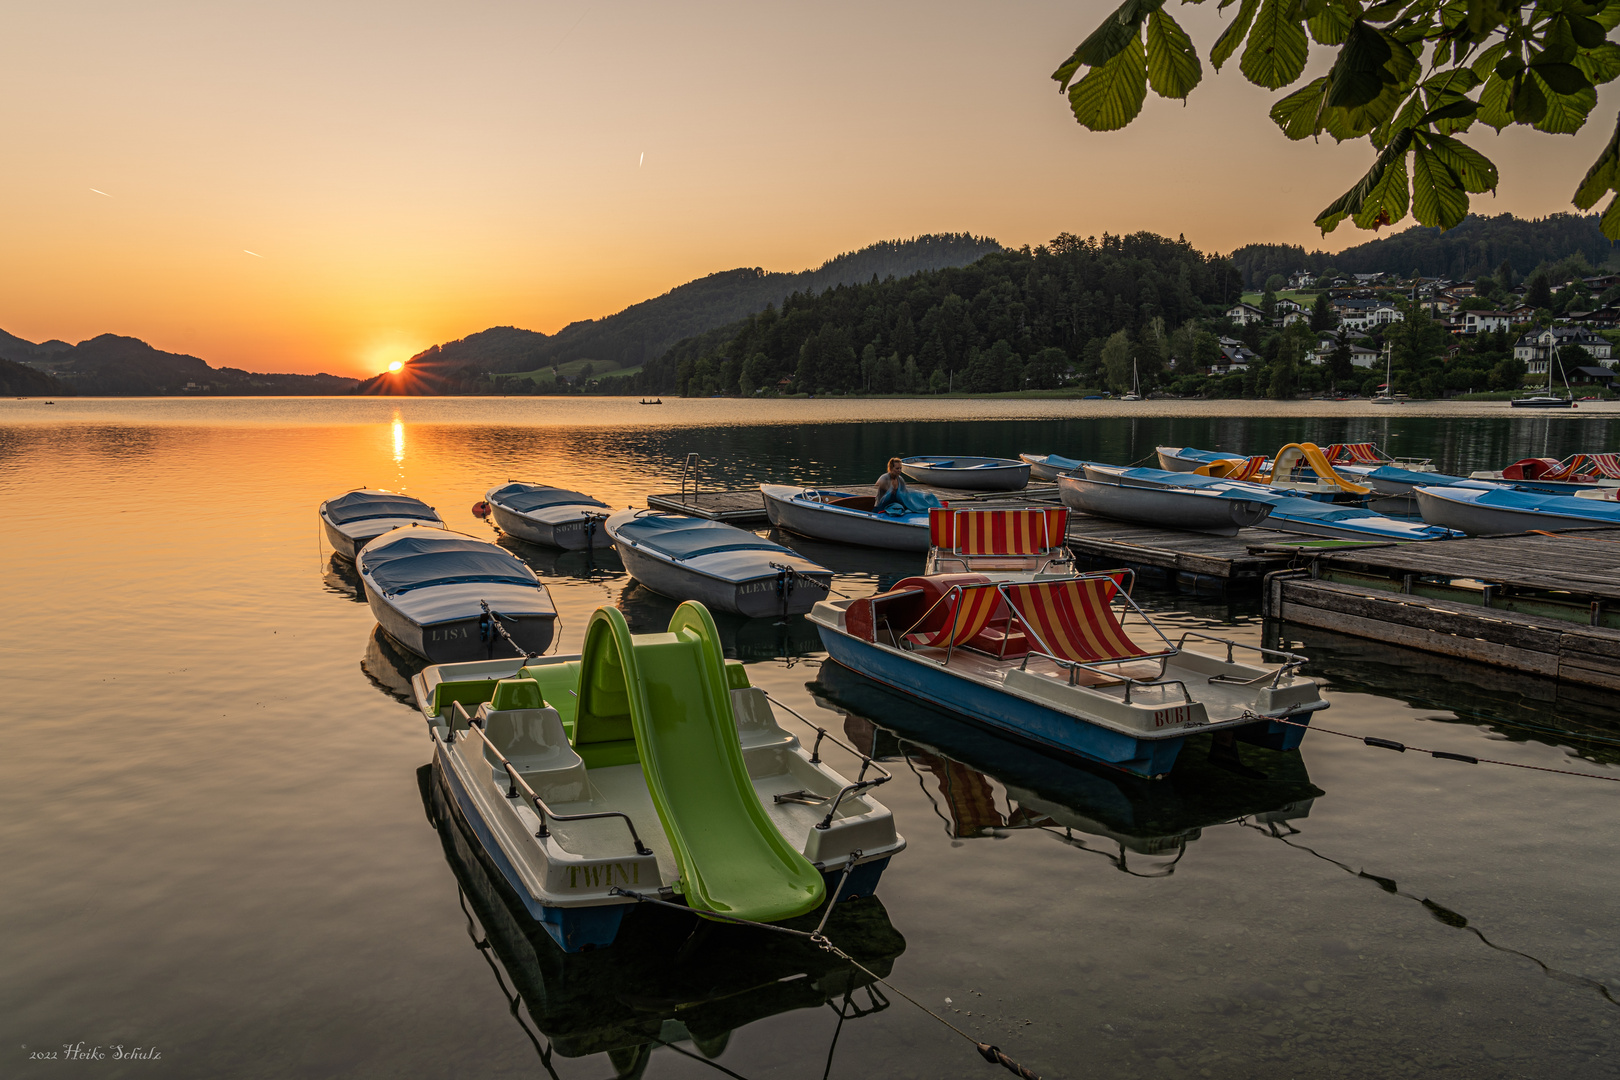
<box><xmin>1171</xmin><ymin>630</ymin><xmax>1306</xmax><ymax>688</ymax></box>
<box><xmin>450</xmin><ymin>702</ymin><xmax>653</xmax><ymax>856</ymax></box>
<box><xmin>679</xmin><ymin>452</ymin><xmax>700</xmax><ymax>503</ymax></box>
<box><xmin>759</xmin><ymin>691</ymin><xmax>892</xmax><ymax>829</ymax></box>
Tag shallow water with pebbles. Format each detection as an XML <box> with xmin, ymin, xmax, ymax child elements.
<box><xmin>2</xmin><ymin>397</ymin><xmax>1616</xmax><ymax>1078</ymax></box>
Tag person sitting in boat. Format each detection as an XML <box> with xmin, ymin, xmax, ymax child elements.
<box><xmin>874</xmin><ymin>458</ymin><xmax>941</xmax><ymax>515</ymax></box>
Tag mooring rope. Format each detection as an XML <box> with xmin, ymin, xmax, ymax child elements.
<box><xmin>1260</xmin><ymin>713</ymin><xmax>1620</xmax><ymax>782</ymax></box>
<box><xmin>607</xmin><ymin>886</ymin><xmax>1041</xmax><ymax>1079</ymax></box>
<box><xmin>479</xmin><ymin>600</ymin><xmax>561</xmax><ymax>658</ymax></box>
<box><xmin>771</xmin><ymin>561</ymin><xmax>849</xmax><ymax>598</ymax></box>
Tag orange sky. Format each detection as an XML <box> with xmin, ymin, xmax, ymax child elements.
<box><xmin>4</xmin><ymin>1</ymin><xmax>1616</xmax><ymax>379</ymax></box>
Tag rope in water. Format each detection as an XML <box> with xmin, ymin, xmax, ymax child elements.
<box><xmin>608</xmin><ymin>887</ymin><xmax>1041</xmax><ymax>1079</ymax></box>
<box><xmin>1261</xmin><ymin>713</ymin><xmax>1620</xmax><ymax>782</ymax></box>
<box><xmin>478</xmin><ymin>599</ymin><xmax>559</xmax><ymax>658</ymax></box>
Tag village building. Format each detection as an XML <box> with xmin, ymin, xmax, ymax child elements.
<box><xmin>1225</xmin><ymin>302</ymin><xmax>1266</xmax><ymax>326</ymax></box>
<box><xmin>1462</xmin><ymin>310</ymin><xmax>1516</xmax><ymax>335</ymax></box>
<box><xmin>1511</xmin><ymin>328</ymin><xmax>1614</xmax><ymax>374</ymax></box>
<box><xmin>1209</xmin><ymin>337</ymin><xmax>1258</xmax><ymax>373</ymax></box>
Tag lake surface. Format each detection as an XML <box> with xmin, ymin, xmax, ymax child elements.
<box><xmin>3</xmin><ymin>397</ymin><xmax>1617</xmax><ymax>1079</ymax></box>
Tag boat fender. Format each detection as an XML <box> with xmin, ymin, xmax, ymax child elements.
<box><xmin>471</xmin><ymin>500</ymin><xmax>491</xmax><ymax>518</ymax></box>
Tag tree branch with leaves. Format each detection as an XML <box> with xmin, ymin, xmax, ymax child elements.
<box><xmin>1052</xmin><ymin>0</ymin><xmax>1620</xmax><ymax>237</ymax></box>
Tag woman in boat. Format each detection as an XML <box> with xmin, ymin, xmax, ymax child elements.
<box><xmin>874</xmin><ymin>457</ymin><xmax>907</xmax><ymax>512</ymax></box>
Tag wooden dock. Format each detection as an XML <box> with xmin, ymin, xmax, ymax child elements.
<box><xmin>645</xmin><ymin>489</ymin><xmax>770</xmax><ymax>523</ymax></box>
<box><xmin>1264</xmin><ymin>529</ymin><xmax>1620</xmax><ymax>690</ymax></box>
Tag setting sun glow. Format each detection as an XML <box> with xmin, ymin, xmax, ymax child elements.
<box><xmin>387</xmin><ymin>361</ymin><xmax>404</xmax><ymax>374</ymax></box>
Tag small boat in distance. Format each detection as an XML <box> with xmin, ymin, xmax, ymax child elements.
<box><xmin>319</xmin><ymin>488</ymin><xmax>446</xmax><ymax>561</ymax></box>
<box><xmin>605</xmin><ymin>509</ymin><xmax>833</xmax><ymax>616</ymax></box>
<box><xmin>414</xmin><ymin>601</ymin><xmax>904</xmax><ymax>951</ymax></box>
<box><xmin>761</xmin><ymin>485</ymin><xmax>932</xmax><ymax>551</ymax></box>
<box><xmin>485</xmin><ymin>483</ymin><xmax>611</xmax><ymax>550</ymax></box>
<box><xmin>358</xmin><ymin>526</ymin><xmax>557</xmax><ymax>662</ymax></box>
<box><xmin>1057</xmin><ymin>475</ymin><xmax>1272</xmax><ymax>537</ymax></box>
<box><xmin>900</xmin><ymin>456</ymin><xmax>1030</xmax><ymax>491</ymax></box>
<box><xmin>639</xmin><ymin>398</ymin><xmax>663</xmax><ymax>404</ymax></box>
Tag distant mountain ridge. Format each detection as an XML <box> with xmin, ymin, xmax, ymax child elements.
<box><xmin>1228</xmin><ymin>212</ymin><xmax>1615</xmax><ymax>288</ymax></box>
<box><xmin>357</xmin><ymin>233</ymin><xmax>1001</xmax><ymax>392</ymax></box>
<box><xmin>0</xmin><ymin>331</ymin><xmax>358</xmax><ymax>396</ymax></box>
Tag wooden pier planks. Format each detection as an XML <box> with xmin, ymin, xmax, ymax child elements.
<box><xmin>645</xmin><ymin>490</ymin><xmax>770</xmax><ymax>522</ymax></box>
<box><xmin>1060</xmin><ymin>519</ymin><xmax>1289</xmax><ymax>583</ymax></box>
<box><xmin>1303</xmin><ymin>530</ymin><xmax>1620</xmax><ymax>603</ymax></box>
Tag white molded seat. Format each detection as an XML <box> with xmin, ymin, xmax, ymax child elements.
<box><xmin>476</xmin><ymin>704</ymin><xmax>588</xmax><ymax>803</ymax></box>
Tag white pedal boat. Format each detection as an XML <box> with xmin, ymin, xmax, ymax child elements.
<box><xmin>319</xmin><ymin>488</ymin><xmax>445</xmax><ymax>560</ymax></box>
<box><xmin>486</xmin><ymin>483</ymin><xmax>611</xmax><ymax>550</ymax></box>
<box><xmin>414</xmin><ymin>601</ymin><xmax>905</xmax><ymax>952</ymax></box>
<box><xmin>359</xmin><ymin>526</ymin><xmax>557</xmax><ymax>662</ymax></box>
<box><xmin>606</xmin><ymin>509</ymin><xmax>832</xmax><ymax>616</ymax></box>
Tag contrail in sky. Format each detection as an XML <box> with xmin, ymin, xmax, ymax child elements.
<box><xmin>243</xmin><ymin>250</ymin><xmax>263</xmax><ymax>258</ymax></box>
<box><xmin>90</xmin><ymin>188</ymin><xmax>111</xmax><ymax>197</ymax></box>
<box><xmin>639</xmin><ymin>152</ymin><xmax>644</xmax><ymax>167</ymax></box>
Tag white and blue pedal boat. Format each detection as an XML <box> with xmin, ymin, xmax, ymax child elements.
<box><xmin>414</xmin><ymin>601</ymin><xmax>904</xmax><ymax>952</ymax></box>
<box><xmin>809</xmin><ymin>572</ymin><xmax>1328</xmax><ymax>778</ymax></box>
<box><xmin>605</xmin><ymin>509</ymin><xmax>832</xmax><ymax>616</ymax></box>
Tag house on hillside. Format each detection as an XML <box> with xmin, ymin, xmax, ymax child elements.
<box><xmin>1209</xmin><ymin>337</ymin><xmax>1257</xmax><ymax>373</ymax></box>
<box><xmin>1566</xmin><ymin>305</ymin><xmax>1620</xmax><ymax>329</ymax></box>
<box><xmin>1352</xmin><ymin>273</ymin><xmax>1389</xmax><ymax>285</ymax></box>
<box><xmin>1338</xmin><ymin>300</ymin><xmax>1404</xmax><ymax>330</ymax></box>
<box><xmin>1226</xmin><ymin>302</ymin><xmax>1266</xmax><ymax>326</ymax></box>
<box><xmin>1288</xmin><ymin>270</ymin><xmax>1315</xmax><ymax>289</ymax></box>
<box><xmin>1512</xmin><ymin>328</ymin><xmax>1613</xmax><ymax>374</ymax></box>
<box><xmin>1463</xmin><ymin>310</ymin><xmax>1516</xmax><ymax>335</ymax></box>
<box><xmin>1305</xmin><ymin>337</ymin><xmax>1380</xmax><ymax>368</ymax></box>
<box><xmin>1275</xmin><ymin>298</ymin><xmax>1305</xmax><ymax>315</ymax></box>
<box><xmin>1570</xmin><ymin>365</ymin><xmax>1617</xmax><ymax>389</ymax></box>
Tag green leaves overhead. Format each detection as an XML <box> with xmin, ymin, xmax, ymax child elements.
<box><xmin>1056</xmin><ymin>0</ymin><xmax>1620</xmax><ymax>236</ymax></box>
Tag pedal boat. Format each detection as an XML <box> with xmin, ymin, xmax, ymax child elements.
<box><xmin>760</xmin><ymin>485</ymin><xmax>932</xmax><ymax>551</ymax></box>
<box><xmin>900</xmin><ymin>455</ymin><xmax>1030</xmax><ymax>491</ymax></box>
<box><xmin>486</xmin><ymin>483</ymin><xmax>611</xmax><ymax>550</ymax></box>
<box><xmin>808</xmin><ymin>572</ymin><xmax>1328</xmax><ymax>778</ymax></box>
<box><xmin>319</xmin><ymin>488</ymin><xmax>445</xmax><ymax>560</ymax></box>
<box><xmin>414</xmin><ymin>602</ymin><xmax>904</xmax><ymax>952</ymax></box>
<box><xmin>606</xmin><ymin>509</ymin><xmax>832</xmax><ymax>615</ymax></box>
<box><xmin>922</xmin><ymin>506</ymin><xmax>1077</xmax><ymax>579</ymax></box>
<box><xmin>358</xmin><ymin>526</ymin><xmax>557</xmax><ymax>662</ymax></box>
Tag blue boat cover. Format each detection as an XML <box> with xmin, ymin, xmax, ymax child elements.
<box><xmin>360</xmin><ymin>532</ymin><xmax>537</xmax><ymax>594</ymax></box>
<box><xmin>324</xmin><ymin>490</ymin><xmax>438</xmax><ymax>525</ymax></box>
<box><xmin>1363</xmin><ymin>465</ymin><xmax>1469</xmax><ymax>487</ymax></box>
<box><xmin>1445</xmin><ymin>485</ymin><xmax>1620</xmax><ymax>523</ymax></box>
<box><xmin>1167</xmin><ymin>447</ymin><xmax>1244</xmax><ymax>464</ymax></box>
<box><xmin>491</xmin><ymin>483</ymin><xmax>608</xmax><ymax>514</ymax></box>
<box><xmin>615</xmin><ymin>514</ymin><xmax>791</xmax><ymax>561</ymax></box>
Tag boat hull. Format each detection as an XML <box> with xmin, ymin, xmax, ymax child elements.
<box><xmin>322</xmin><ymin>515</ymin><xmax>444</xmax><ymax>561</ymax></box>
<box><xmin>613</xmin><ymin>535</ymin><xmax>830</xmax><ymax>617</ymax></box>
<box><xmin>761</xmin><ymin>486</ymin><xmax>930</xmax><ymax>551</ymax></box>
<box><xmin>371</xmin><ymin>594</ymin><xmax>556</xmax><ymax>662</ymax></box>
<box><xmin>1414</xmin><ymin>487</ymin><xmax>1616</xmax><ymax>536</ymax></box>
<box><xmin>489</xmin><ymin>503</ymin><xmax>606</xmax><ymax>551</ymax></box>
<box><xmin>1057</xmin><ymin>475</ymin><xmax>1270</xmax><ymax>537</ymax></box>
<box><xmin>900</xmin><ymin>458</ymin><xmax>1030</xmax><ymax>491</ymax></box>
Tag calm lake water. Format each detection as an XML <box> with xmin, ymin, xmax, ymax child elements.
<box><xmin>3</xmin><ymin>397</ymin><xmax>1617</xmax><ymax>1079</ymax></box>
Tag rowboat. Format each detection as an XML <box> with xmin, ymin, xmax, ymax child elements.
<box><xmin>319</xmin><ymin>488</ymin><xmax>445</xmax><ymax>560</ymax></box>
<box><xmin>808</xmin><ymin>572</ymin><xmax>1328</xmax><ymax>778</ymax></box>
<box><xmin>1083</xmin><ymin>464</ymin><xmax>1460</xmax><ymax>542</ymax></box>
<box><xmin>1155</xmin><ymin>446</ymin><xmax>1241</xmax><ymax>473</ymax></box>
<box><xmin>760</xmin><ymin>484</ymin><xmax>931</xmax><ymax>551</ymax></box>
<box><xmin>1019</xmin><ymin>453</ymin><xmax>1092</xmax><ymax>481</ymax></box>
<box><xmin>414</xmin><ymin>601</ymin><xmax>904</xmax><ymax>952</ymax></box>
<box><xmin>922</xmin><ymin>506</ymin><xmax>1077</xmax><ymax>579</ymax></box>
<box><xmin>358</xmin><ymin>526</ymin><xmax>557</xmax><ymax>662</ymax></box>
<box><xmin>1415</xmin><ymin>484</ymin><xmax>1620</xmax><ymax>535</ymax></box>
<box><xmin>605</xmin><ymin>509</ymin><xmax>832</xmax><ymax>616</ymax></box>
<box><xmin>899</xmin><ymin>456</ymin><xmax>1030</xmax><ymax>491</ymax></box>
<box><xmin>1057</xmin><ymin>475</ymin><xmax>1272</xmax><ymax>536</ymax></box>
<box><xmin>485</xmin><ymin>483</ymin><xmax>611</xmax><ymax>550</ymax></box>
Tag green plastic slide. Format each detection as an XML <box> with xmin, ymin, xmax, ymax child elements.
<box><xmin>572</xmin><ymin>603</ymin><xmax>826</xmax><ymax>923</ymax></box>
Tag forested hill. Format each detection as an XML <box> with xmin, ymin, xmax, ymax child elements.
<box><xmin>0</xmin><ymin>331</ymin><xmax>358</xmax><ymax>395</ymax></box>
<box><xmin>627</xmin><ymin>232</ymin><xmax>1241</xmax><ymax>397</ymax></box>
<box><xmin>356</xmin><ymin>234</ymin><xmax>1001</xmax><ymax>392</ymax></box>
<box><xmin>1229</xmin><ymin>213</ymin><xmax>1614</xmax><ymax>287</ymax></box>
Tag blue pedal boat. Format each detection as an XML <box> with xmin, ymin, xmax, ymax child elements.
<box><xmin>808</xmin><ymin>572</ymin><xmax>1328</xmax><ymax>778</ymax></box>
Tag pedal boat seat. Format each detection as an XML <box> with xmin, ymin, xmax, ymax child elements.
<box><xmin>475</xmin><ymin>677</ymin><xmax>587</xmax><ymax>803</ymax></box>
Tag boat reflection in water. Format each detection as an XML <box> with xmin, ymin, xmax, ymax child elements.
<box><xmin>767</xmin><ymin>528</ymin><xmax>925</xmax><ymax>593</ymax></box>
<box><xmin>812</xmin><ymin>660</ymin><xmax>1322</xmax><ymax>874</ymax></box>
<box><xmin>616</xmin><ymin>579</ymin><xmax>823</xmax><ymax>662</ymax></box>
<box><xmin>361</xmin><ymin>625</ymin><xmax>428</xmax><ymax>704</ymax></box>
<box><xmin>494</xmin><ymin>532</ymin><xmax>627</xmax><ymax>582</ymax></box>
<box><xmin>417</xmin><ymin>764</ymin><xmax>906</xmax><ymax>1078</ymax></box>
<box><xmin>322</xmin><ymin>552</ymin><xmax>370</xmax><ymax>604</ymax></box>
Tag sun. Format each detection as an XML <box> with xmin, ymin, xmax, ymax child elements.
<box><xmin>387</xmin><ymin>361</ymin><xmax>404</xmax><ymax>374</ymax></box>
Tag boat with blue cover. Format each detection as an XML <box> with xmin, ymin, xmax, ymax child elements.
<box><xmin>1083</xmin><ymin>464</ymin><xmax>1461</xmax><ymax>542</ymax></box>
<box><xmin>413</xmin><ymin>601</ymin><xmax>904</xmax><ymax>952</ymax></box>
<box><xmin>605</xmin><ymin>509</ymin><xmax>833</xmax><ymax>616</ymax></box>
<box><xmin>808</xmin><ymin>572</ymin><xmax>1328</xmax><ymax>778</ymax></box>
<box><xmin>900</xmin><ymin>456</ymin><xmax>1030</xmax><ymax>491</ymax></box>
<box><xmin>760</xmin><ymin>484</ymin><xmax>933</xmax><ymax>551</ymax></box>
<box><xmin>358</xmin><ymin>526</ymin><xmax>558</xmax><ymax>662</ymax></box>
<box><xmin>319</xmin><ymin>488</ymin><xmax>445</xmax><ymax>560</ymax></box>
<box><xmin>1019</xmin><ymin>453</ymin><xmax>1092</xmax><ymax>481</ymax></box>
<box><xmin>486</xmin><ymin>483</ymin><xmax>611</xmax><ymax>550</ymax></box>
<box><xmin>1415</xmin><ymin>483</ymin><xmax>1620</xmax><ymax>535</ymax></box>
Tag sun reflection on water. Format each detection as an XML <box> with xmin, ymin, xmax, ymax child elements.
<box><xmin>391</xmin><ymin>412</ymin><xmax>405</xmax><ymax>470</ymax></box>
